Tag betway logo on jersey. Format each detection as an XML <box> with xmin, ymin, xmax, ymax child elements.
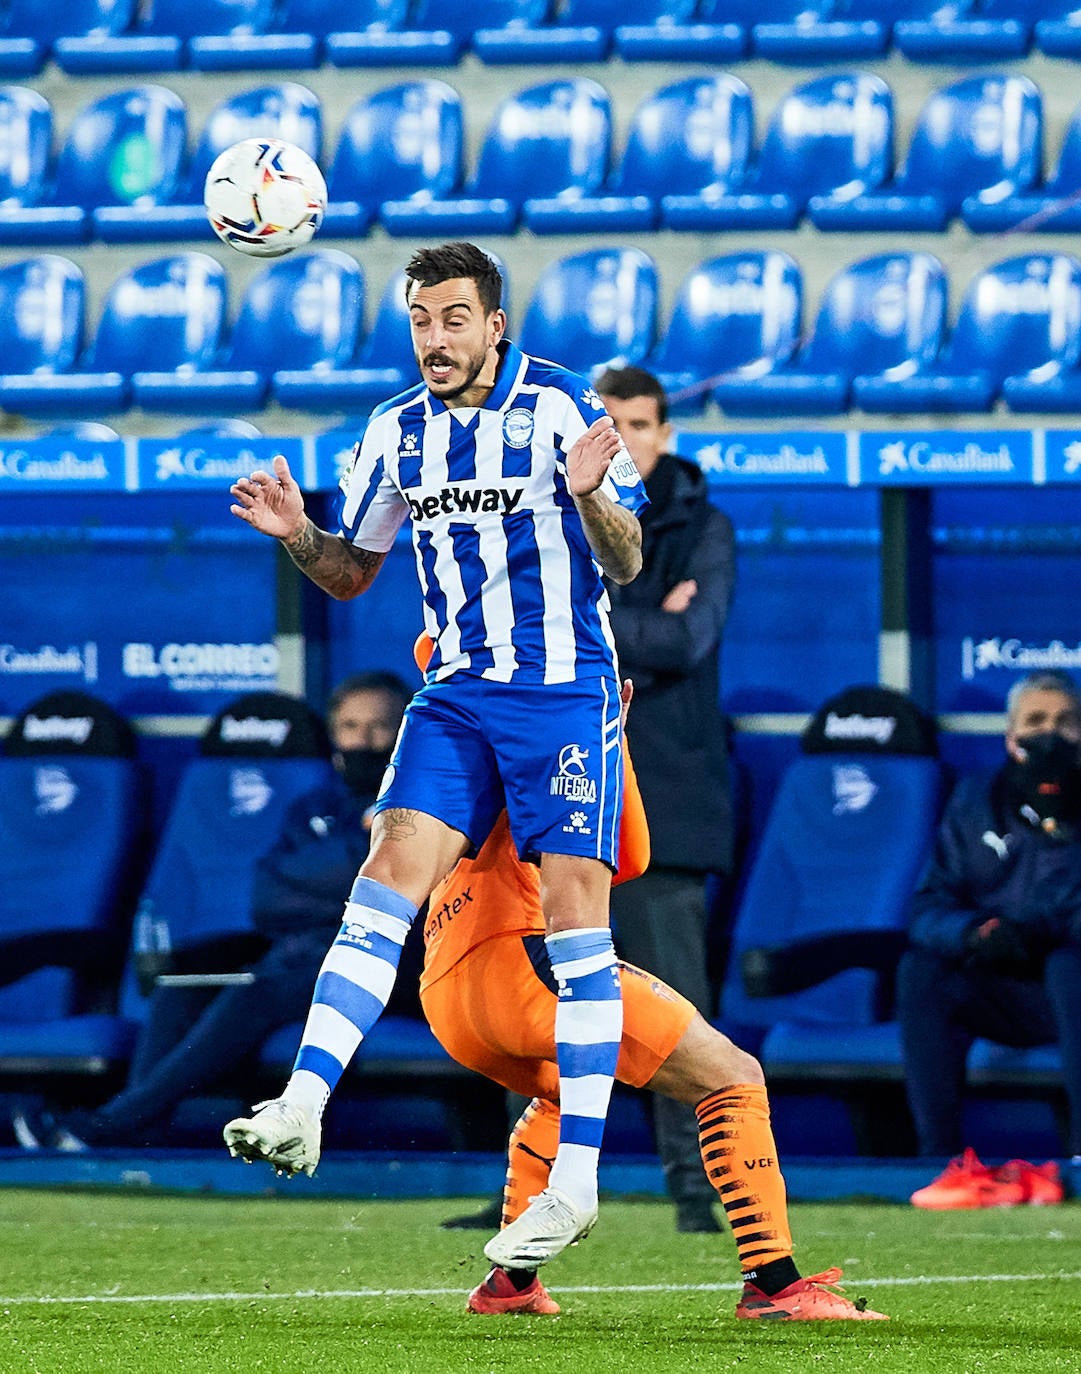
<box><xmin>550</xmin><ymin>743</ymin><xmax>597</xmax><ymax>803</ymax></box>
<box><xmin>406</xmin><ymin>483</ymin><xmax>525</xmax><ymax>522</ymax></box>
<box><xmin>21</xmin><ymin>713</ymin><xmax>95</xmax><ymax>746</ymax></box>
<box><xmin>962</xmin><ymin>636</ymin><xmax>1081</xmax><ymax>679</ymax></box>
<box><xmin>823</xmin><ymin>711</ymin><xmax>897</xmax><ymax>745</ymax></box>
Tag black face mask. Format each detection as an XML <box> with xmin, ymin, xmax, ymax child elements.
<box><xmin>336</xmin><ymin>748</ymin><xmax>391</xmax><ymax>801</ymax></box>
<box><xmin>1008</xmin><ymin>731</ymin><xmax>1081</xmax><ymax>823</ymax></box>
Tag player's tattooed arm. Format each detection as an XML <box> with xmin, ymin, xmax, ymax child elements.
<box><xmin>574</xmin><ymin>492</ymin><xmax>642</xmax><ymax>585</ymax></box>
<box><xmin>378</xmin><ymin>808</ymin><xmax>419</xmax><ymax>841</ymax></box>
<box><xmin>281</xmin><ymin>520</ymin><xmax>387</xmax><ymax>599</ymax></box>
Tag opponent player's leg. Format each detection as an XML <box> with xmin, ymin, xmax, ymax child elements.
<box><xmin>648</xmin><ymin>1015</ymin><xmax>887</xmax><ymax>1321</ymax></box>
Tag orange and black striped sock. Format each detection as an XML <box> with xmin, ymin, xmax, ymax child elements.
<box><xmin>502</xmin><ymin>1096</ymin><xmax>560</xmax><ymax>1227</ymax></box>
<box><xmin>696</xmin><ymin>1084</ymin><xmax>797</xmax><ymax>1288</ymax></box>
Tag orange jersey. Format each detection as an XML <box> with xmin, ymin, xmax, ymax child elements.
<box><xmin>421</xmin><ymin>746</ymin><xmax>650</xmax><ymax>993</ymax></box>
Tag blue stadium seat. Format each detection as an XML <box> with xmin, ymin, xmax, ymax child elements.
<box><xmin>718</xmin><ymin>686</ymin><xmax>942</xmax><ymax>1069</ymax></box>
<box><xmin>383</xmin><ymin>79</ymin><xmax>611</xmax><ymax>238</ymax></box>
<box><xmin>40</xmin><ymin>421</ymin><xmax>122</xmax><ymax>443</ymax></box>
<box><xmin>893</xmin><ymin>0</ymin><xmax>1032</xmax><ymax>59</ymax></box>
<box><xmin>0</xmin><ymin>256</ymin><xmax>85</xmax><ymax>388</ymax></box>
<box><xmin>324</xmin><ymin>0</ymin><xmax>543</xmax><ymax>66</ymax></box>
<box><xmin>612</xmin><ymin>0</ymin><xmax>746</xmax><ymax>62</ymax></box>
<box><xmin>1036</xmin><ymin>0</ymin><xmax>1081</xmax><ymax>55</ymax></box>
<box><xmin>856</xmin><ymin>253</ymin><xmax>1081</xmax><ymax>414</ymax></box>
<box><xmin>469</xmin><ymin>0</ymin><xmax>744</xmax><ymax>63</ymax></box>
<box><xmin>812</xmin><ymin>73</ymin><xmax>1042</xmax><ymax>231</ymax></box>
<box><xmin>0</xmin><ymin>87</ymin><xmax>52</xmax><ymax>216</ymax></box>
<box><xmin>95</xmin><ymin>82</ymin><xmax>323</xmax><ymax>243</ymax></box>
<box><xmin>136</xmin><ymin>249</ymin><xmax>364</xmax><ymax>411</ymax></box>
<box><xmin>121</xmin><ymin>693</ymin><xmax>335</xmax><ymax>1030</ymax></box>
<box><xmin>0</xmin><ymin>252</ymin><xmax>227</xmax><ymax>416</ymax></box>
<box><xmin>0</xmin><ymin>85</ymin><xmax>187</xmax><ymax>247</ymax></box>
<box><xmin>516</xmin><ymin>248</ymin><xmax>658</xmax><ymax>377</ymax></box>
<box><xmin>183</xmin><ymin>0</ymin><xmax>320</xmax><ymax>68</ymax></box>
<box><xmin>0</xmin><ymin>0</ymin><xmax>137</xmax><ymax>76</ymax></box>
<box><xmin>318</xmin><ymin>0</ymin><xmax>432</xmax><ymax>64</ymax></box>
<box><xmin>273</xmin><ymin>267</ymin><xmax>419</xmax><ymax>411</ymax></box>
<box><xmin>641</xmin><ymin>251</ymin><xmax>802</xmax><ymax>416</ymax></box>
<box><xmin>322</xmin><ymin>81</ymin><xmax>463</xmax><ymax>238</ymax></box>
<box><xmin>718</xmin><ymin>252</ymin><xmax>947</xmax><ymax>417</ymax></box>
<box><xmin>0</xmin><ymin>691</ymin><xmax>147</xmax><ymax>1072</ymax></box>
<box><xmin>963</xmin><ymin>98</ymin><xmax>1081</xmax><ymax>234</ymax></box>
<box><xmin>51</xmin><ymin>0</ymin><xmax>280</xmax><ymax>73</ymax></box>
<box><xmin>537</xmin><ymin>74</ymin><xmax>753</xmax><ymax>235</ymax></box>
<box><xmin>719</xmin><ymin>0</ymin><xmax>835</xmax><ymax>60</ymax></box>
<box><xmin>690</xmin><ymin>72</ymin><xmax>894</xmax><ymax>232</ymax></box>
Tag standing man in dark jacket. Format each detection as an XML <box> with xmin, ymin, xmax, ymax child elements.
<box><xmin>12</xmin><ymin>671</ymin><xmax>410</xmax><ymax>1151</ymax></box>
<box><xmin>898</xmin><ymin>669</ymin><xmax>1081</xmax><ymax>1205</ymax></box>
<box><xmin>596</xmin><ymin>366</ymin><xmax>736</xmax><ymax>1232</ymax></box>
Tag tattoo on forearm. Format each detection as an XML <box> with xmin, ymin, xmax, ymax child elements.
<box><xmin>576</xmin><ymin>495</ymin><xmax>642</xmax><ymax>583</ymax></box>
<box><xmin>283</xmin><ymin>522</ymin><xmax>381</xmax><ymax>598</ymax></box>
<box><xmin>380</xmin><ymin>808</ymin><xmax>419</xmax><ymax>841</ymax></box>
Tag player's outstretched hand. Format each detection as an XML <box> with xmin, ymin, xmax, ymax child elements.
<box><xmin>230</xmin><ymin>454</ymin><xmax>306</xmax><ymax>540</ymax></box>
<box><xmin>567</xmin><ymin>415</ymin><xmax>625</xmax><ymax>497</ymax></box>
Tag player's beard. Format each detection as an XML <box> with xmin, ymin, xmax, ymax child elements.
<box><xmin>424</xmin><ymin>343</ymin><xmax>491</xmax><ymax>402</ymax></box>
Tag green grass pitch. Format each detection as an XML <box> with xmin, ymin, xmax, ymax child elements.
<box><xmin>2</xmin><ymin>1189</ymin><xmax>1079</xmax><ymax>1373</ymax></box>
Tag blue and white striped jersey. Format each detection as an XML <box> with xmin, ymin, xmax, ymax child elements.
<box><xmin>336</xmin><ymin>341</ymin><xmax>648</xmax><ymax>685</ymax></box>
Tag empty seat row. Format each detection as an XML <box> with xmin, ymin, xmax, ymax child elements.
<box><xmin>5</xmin><ymin>244</ymin><xmax>1081</xmax><ymax>419</ymax></box>
<box><xmin>8</xmin><ymin>0</ymin><xmax>1081</xmax><ymax>75</ymax></box>
<box><xmin>5</xmin><ymin>71</ymin><xmax>1081</xmax><ymax>246</ymax></box>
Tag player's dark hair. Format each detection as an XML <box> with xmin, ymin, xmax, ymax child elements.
<box><xmin>327</xmin><ymin>671</ymin><xmax>411</xmax><ymax>721</ymax></box>
<box><xmin>595</xmin><ymin>365</ymin><xmax>669</xmax><ymax>425</ymax></box>
<box><xmin>404</xmin><ymin>242</ymin><xmax>503</xmax><ymax>315</ymax></box>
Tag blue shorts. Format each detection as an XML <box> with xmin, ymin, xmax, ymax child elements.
<box><xmin>374</xmin><ymin>674</ymin><xmax>624</xmax><ymax>867</ymax></box>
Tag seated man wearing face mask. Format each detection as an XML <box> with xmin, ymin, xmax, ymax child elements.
<box><xmin>13</xmin><ymin>671</ymin><xmax>411</xmax><ymax>1151</ymax></box>
<box><xmin>898</xmin><ymin>670</ymin><xmax>1081</xmax><ymax>1206</ymax></box>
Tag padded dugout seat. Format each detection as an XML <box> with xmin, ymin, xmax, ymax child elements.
<box><xmin>963</xmin><ymin>99</ymin><xmax>1081</xmax><ymax>235</ymax></box>
<box><xmin>0</xmin><ymin>692</ymin><xmax>148</xmax><ymax>1073</ymax></box>
<box><xmin>0</xmin><ymin>256</ymin><xmax>86</xmax><ymax>393</ymax></box>
<box><xmin>718</xmin><ymin>685</ymin><xmax>943</xmax><ymax>1079</ymax></box>
<box><xmin>120</xmin><ymin>692</ymin><xmax>335</xmax><ymax>1031</ymax></box>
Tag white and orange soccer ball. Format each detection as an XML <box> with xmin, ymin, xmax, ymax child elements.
<box><xmin>204</xmin><ymin>137</ymin><xmax>327</xmax><ymax>258</ymax></box>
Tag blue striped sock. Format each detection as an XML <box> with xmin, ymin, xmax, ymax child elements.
<box><xmin>544</xmin><ymin>926</ymin><xmax>623</xmax><ymax>1210</ymax></box>
<box><xmin>284</xmin><ymin>876</ymin><xmax>417</xmax><ymax>1115</ymax></box>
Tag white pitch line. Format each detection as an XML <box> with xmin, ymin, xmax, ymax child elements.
<box><xmin>3</xmin><ymin>1270</ymin><xmax>1081</xmax><ymax>1307</ymax></box>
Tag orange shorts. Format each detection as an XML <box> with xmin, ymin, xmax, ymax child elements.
<box><xmin>419</xmin><ymin>933</ymin><xmax>697</xmax><ymax>1102</ymax></box>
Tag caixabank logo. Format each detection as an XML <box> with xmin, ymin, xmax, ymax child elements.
<box><xmin>1043</xmin><ymin>434</ymin><xmax>1081</xmax><ymax>482</ymax></box>
<box><xmin>862</xmin><ymin>432</ymin><xmax>1029</xmax><ymax>484</ymax></box>
<box><xmin>0</xmin><ymin>641</ymin><xmax>98</xmax><ymax>684</ymax></box>
<box><xmin>679</xmin><ymin>433</ymin><xmax>843</xmax><ymax>482</ymax></box>
<box><xmin>0</xmin><ymin>441</ymin><xmax>122</xmax><ymax>489</ymax></box>
<box><xmin>961</xmin><ymin>636</ymin><xmax>1081</xmax><ymax>680</ymax></box>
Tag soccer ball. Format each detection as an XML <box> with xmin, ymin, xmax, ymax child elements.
<box><xmin>204</xmin><ymin>137</ymin><xmax>327</xmax><ymax>258</ymax></box>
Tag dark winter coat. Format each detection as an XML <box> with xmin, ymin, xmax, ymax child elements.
<box><xmin>909</xmin><ymin>768</ymin><xmax>1081</xmax><ymax>958</ymax></box>
<box><xmin>606</xmin><ymin>453</ymin><xmax>736</xmax><ymax>873</ymax></box>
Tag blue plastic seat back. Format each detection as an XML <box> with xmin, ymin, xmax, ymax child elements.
<box><xmin>405</xmin><ymin>0</ymin><xmax>545</xmax><ymax>35</ymax></box>
<box><xmin>139</xmin><ymin>0</ymin><xmax>276</xmax><ymax>37</ymax></box>
<box><xmin>3</xmin><ymin>0</ymin><xmax>136</xmax><ymax>38</ymax></box>
<box><xmin>469</xmin><ymin>80</ymin><xmax>612</xmax><ymax>201</ymax></box>
<box><xmin>0</xmin><ymin>87</ymin><xmax>52</xmax><ymax>207</ymax></box>
<box><xmin>801</xmin><ymin>252</ymin><xmax>947</xmax><ymax>377</ymax></box>
<box><xmin>279</xmin><ymin>0</ymin><xmax>409</xmax><ymax>25</ymax></box>
<box><xmin>134</xmin><ymin>692</ymin><xmax>334</xmax><ymax>955</ymax></box>
<box><xmin>896</xmin><ymin>74</ymin><xmax>1042</xmax><ymax>214</ymax></box>
<box><xmin>650</xmin><ymin>252</ymin><xmax>802</xmax><ymax>381</ymax></box>
<box><xmin>697</xmin><ymin>0</ymin><xmax>827</xmax><ymax>18</ymax></box>
<box><xmin>828</xmin><ymin>0</ymin><xmax>970</xmax><ymax>16</ymax></box>
<box><xmin>185</xmin><ymin>83</ymin><xmax>322</xmax><ymax>200</ymax></box>
<box><xmin>722</xmin><ymin>753</ymin><xmax>943</xmax><ymax>1031</ymax></box>
<box><xmin>560</xmin><ymin>0</ymin><xmax>696</xmax><ymax>21</ymax></box>
<box><xmin>615</xmin><ymin>75</ymin><xmax>754</xmax><ymax>198</ymax></box>
<box><xmin>328</xmin><ymin>82</ymin><xmax>463</xmax><ymax>206</ymax></box>
<box><xmin>52</xmin><ymin>85</ymin><xmax>188</xmax><ymax>210</ymax></box>
<box><xmin>228</xmin><ymin>250</ymin><xmax>365</xmax><ymax>372</ymax></box>
<box><xmin>354</xmin><ymin>268</ymin><xmax>416</xmax><ymax>376</ymax></box>
<box><xmin>90</xmin><ymin>253</ymin><xmax>227</xmax><ymax>374</ymax></box>
<box><xmin>942</xmin><ymin>253</ymin><xmax>1081</xmax><ymax>381</ymax></box>
<box><xmin>518</xmin><ymin>248</ymin><xmax>658</xmax><ymax>375</ymax></box>
<box><xmin>0</xmin><ymin>256</ymin><xmax>85</xmax><ymax>374</ymax></box>
<box><xmin>0</xmin><ymin>691</ymin><xmax>142</xmax><ymax>1024</ymax></box>
<box><xmin>1045</xmin><ymin>103</ymin><xmax>1081</xmax><ymax>194</ymax></box>
<box><xmin>752</xmin><ymin>73</ymin><xmax>893</xmax><ymax>204</ymax></box>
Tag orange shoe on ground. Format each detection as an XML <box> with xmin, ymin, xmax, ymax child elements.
<box><xmin>995</xmin><ymin>1158</ymin><xmax>1064</xmax><ymax>1206</ymax></box>
<box><xmin>910</xmin><ymin>1148</ymin><xmax>1024</xmax><ymax>1209</ymax></box>
<box><xmin>736</xmin><ymin>1267</ymin><xmax>888</xmax><ymax>1321</ymax></box>
<box><xmin>467</xmin><ymin>1267</ymin><xmax>560</xmax><ymax>1316</ymax></box>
